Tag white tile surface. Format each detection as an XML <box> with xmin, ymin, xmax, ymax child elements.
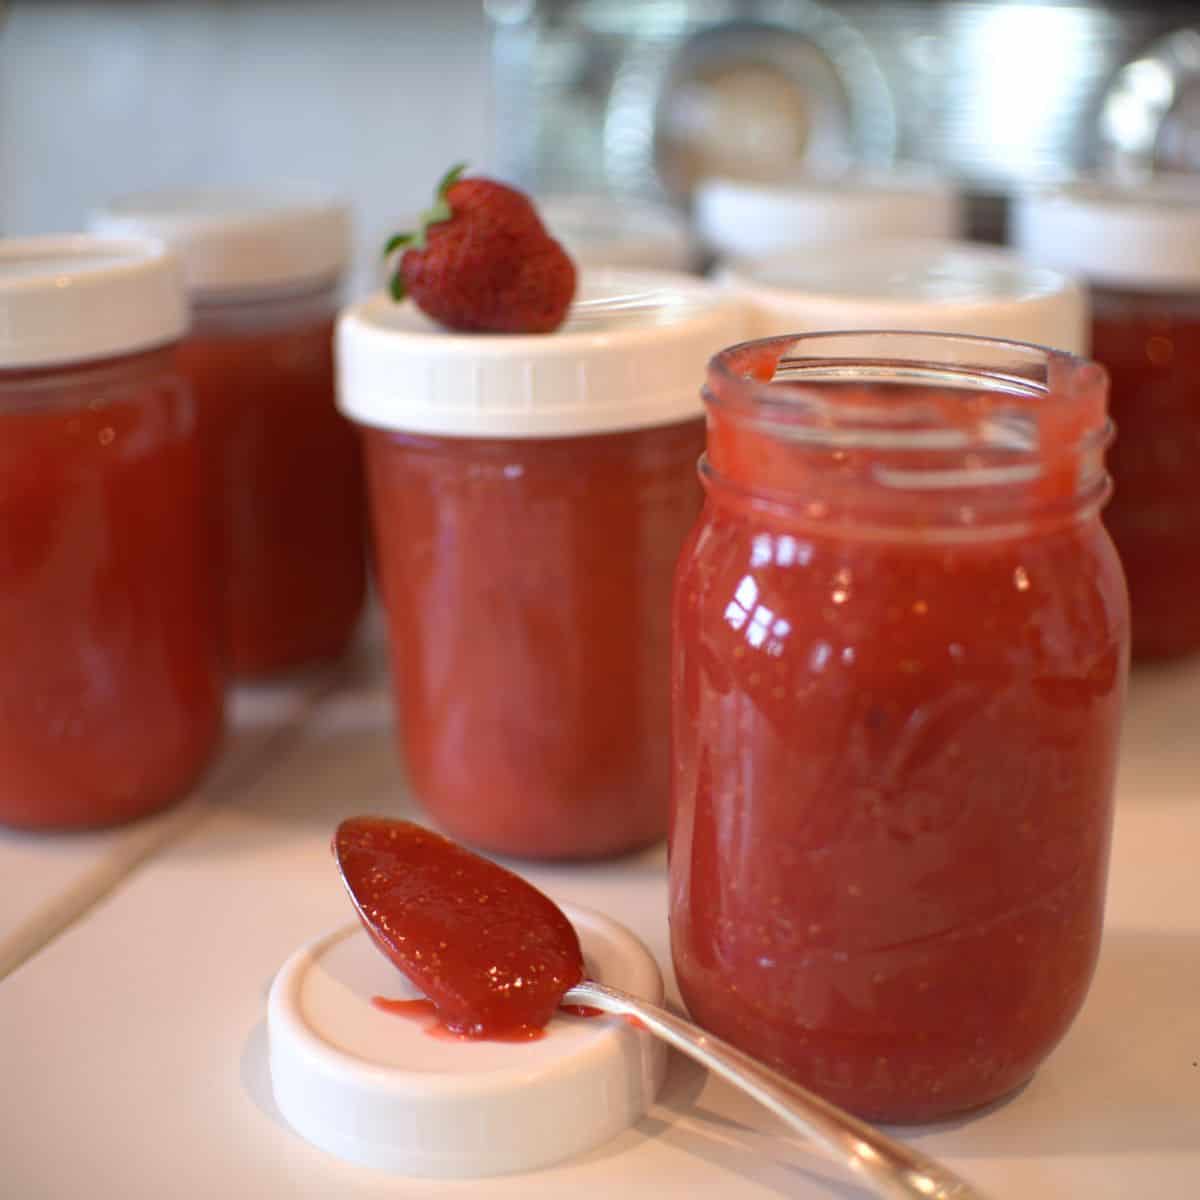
<box><xmin>1</xmin><ymin>662</ymin><xmax>1199</xmax><ymax>1198</ymax></box>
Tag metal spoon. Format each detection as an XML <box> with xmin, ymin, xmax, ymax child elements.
<box><xmin>564</xmin><ymin>978</ymin><xmax>991</xmax><ymax>1200</ymax></box>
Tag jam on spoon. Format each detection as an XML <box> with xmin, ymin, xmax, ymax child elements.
<box><xmin>333</xmin><ymin>816</ymin><xmax>990</xmax><ymax>1199</ymax></box>
<box><xmin>333</xmin><ymin>816</ymin><xmax>584</xmax><ymax>1038</ymax></box>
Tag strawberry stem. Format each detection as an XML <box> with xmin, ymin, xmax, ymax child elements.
<box><xmin>380</xmin><ymin>162</ymin><xmax>470</xmax><ymax>297</ymax></box>
<box><xmin>412</xmin><ymin>162</ymin><xmax>468</xmax><ymax>250</ymax></box>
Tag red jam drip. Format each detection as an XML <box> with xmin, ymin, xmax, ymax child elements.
<box><xmin>371</xmin><ymin>995</ymin><xmax>546</xmax><ymax>1042</ymax></box>
<box><xmin>371</xmin><ymin>996</ymin><xmax>438</xmax><ymax>1020</ymax></box>
<box><xmin>559</xmin><ymin>1004</ymin><xmax>603</xmax><ymax>1018</ymax></box>
<box><xmin>336</xmin><ymin>817</ymin><xmax>584</xmax><ymax>1038</ymax></box>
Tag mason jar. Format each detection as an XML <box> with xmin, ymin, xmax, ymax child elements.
<box><xmin>91</xmin><ymin>190</ymin><xmax>367</xmax><ymax>677</ymax></box>
<box><xmin>0</xmin><ymin>237</ymin><xmax>224</xmax><ymax>830</ymax></box>
<box><xmin>671</xmin><ymin>331</ymin><xmax>1128</xmax><ymax>1121</ymax></box>
<box><xmin>338</xmin><ymin>269</ymin><xmax>747</xmax><ymax>860</ymax></box>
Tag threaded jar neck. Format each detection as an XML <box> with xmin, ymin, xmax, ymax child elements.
<box><xmin>702</xmin><ymin>331</ymin><xmax>1112</xmax><ymax>542</ymax></box>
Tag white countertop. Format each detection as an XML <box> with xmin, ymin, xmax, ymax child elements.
<box><xmin>2</xmin><ymin>658</ymin><xmax>1198</xmax><ymax>1199</ymax></box>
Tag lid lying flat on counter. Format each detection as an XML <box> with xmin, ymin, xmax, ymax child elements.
<box><xmin>267</xmin><ymin>903</ymin><xmax>666</xmax><ymax>1177</ymax></box>
<box><xmin>1011</xmin><ymin>175</ymin><xmax>1200</xmax><ymax>293</ymax></box>
<box><xmin>337</xmin><ymin>267</ymin><xmax>749</xmax><ymax>438</ymax></box>
<box><xmin>89</xmin><ymin>187</ymin><xmax>351</xmax><ymax>297</ymax></box>
<box><xmin>695</xmin><ymin>168</ymin><xmax>963</xmax><ymax>261</ymax></box>
<box><xmin>0</xmin><ymin>235</ymin><xmax>187</xmax><ymax>369</ymax></box>
<box><xmin>537</xmin><ymin>194</ymin><xmax>696</xmax><ymax>272</ymax></box>
<box><xmin>721</xmin><ymin>238</ymin><xmax>1087</xmax><ymax>353</ymax></box>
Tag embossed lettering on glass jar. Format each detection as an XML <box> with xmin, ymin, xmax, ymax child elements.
<box><xmin>0</xmin><ymin>237</ymin><xmax>224</xmax><ymax>830</ymax></box>
<box><xmin>670</xmin><ymin>332</ymin><xmax>1129</xmax><ymax>1122</ymax></box>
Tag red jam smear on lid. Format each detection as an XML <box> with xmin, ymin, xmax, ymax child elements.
<box><xmin>335</xmin><ymin>817</ymin><xmax>584</xmax><ymax>1038</ymax></box>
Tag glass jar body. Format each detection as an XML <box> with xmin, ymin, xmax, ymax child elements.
<box><xmin>670</xmin><ymin>333</ymin><xmax>1128</xmax><ymax>1123</ymax></box>
<box><xmin>1091</xmin><ymin>286</ymin><xmax>1200</xmax><ymax>659</ymax></box>
<box><xmin>182</xmin><ymin>282</ymin><xmax>366</xmax><ymax>677</ymax></box>
<box><xmin>365</xmin><ymin>418</ymin><xmax>706</xmax><ymax>860</ymax></box>
<box><xmin>0</xmin><ymin>347</ymin><xmax>224</xmax><ymax>830</ymax></box>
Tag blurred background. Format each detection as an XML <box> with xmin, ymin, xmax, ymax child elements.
<box><xmin>5</xmin><ymin>0</ymin><xmax>1200</xmax><ymax>277</ymax></box>
<box><xmin>0</xmin><ymin>0</ymin><xmax>493</xmax><ymax>287</ymax></box>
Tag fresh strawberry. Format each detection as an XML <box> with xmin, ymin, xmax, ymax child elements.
<box><xmin>383</xmin><ymin>164</ymin><xmax>577</xmax><ymax>334</ymax></box>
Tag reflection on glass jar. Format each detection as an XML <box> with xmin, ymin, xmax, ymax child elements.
<box><xmin>670</xmin><ymin>332</ymin><xmax>1128</xmax><ymax>1122</ymax></box>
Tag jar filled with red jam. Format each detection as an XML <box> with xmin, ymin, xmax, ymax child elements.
<box><xmin>91</xmin><ymin>191</ymin><xmax>366</xmax><ymax>677</ymax></box>
<box><xmin>671</xmin><ymin>331</ymin><xmax>1128</xmax><ymax>1123</ymax></box>
<box><xmin>0</xmin><ymin>237</ymin><xmax>224</xmax><ymax>830</ymax></box>
<box><xmin>338</xmin><ymin>270</ymin><xmax>747</xmax><ymax>860</ymax></box>
<box><xmin>1014</xmin><ymin>177</ymin><xmax>1200</xmax><ymax>659</ymax></box>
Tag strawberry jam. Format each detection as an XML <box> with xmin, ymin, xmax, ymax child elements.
<box><xmin>364</xmin><ymin>420</ymin><xmax>704</xmax><ymax>860</ymax></box>
<box><xmin>1091</xmin><ymin>289</ymin><xmax>1200</xmax><ymax>659</ymax></box>
<box><xmin>670</xmin><ymin>333</ymin><xmax>1128</xmax><ymax>1123</ymax></box>
<box><xmin>1011</xmin><ymin>176</ymin><xmax>1200</xmax><ymax>660</ymax></box>
<box><xmin>182</xmin><ymin>293</ymin><xmax>366</xmax><ymax>677</ymax></box>
<box><xmin>90</xmin><ymin>193</ymin><xmax>365</xmax><ymax>677</ymax></box>
<box><xmin>334</xmin><ymin>817</ymin><xmax>584</xmax><ymax>1038</ymax></box>
<box><xmin>0</xmin><ymin>347</ymin><xmax>224</xmax><ymax>830</ymax></box>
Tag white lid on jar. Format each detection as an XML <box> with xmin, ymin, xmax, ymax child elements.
<box><xmin>537</xmin><ymin>194</ymin><xmax>696</xmax><ymax>272</ymax></box>
<box><xmin>0</xmin><ymin>235</ymin><xmax>187</xmax><ymax>369</ymax></box>
<box><xmin>267</xmin><ymin>905</ymin><xmax>667</xmax><ymax>1177</ymax></box>
<box><xmin>89</xmin><ymin>187</ymin><xmax>350</xmax><ymax>297</ymax></box>
<box><xmin>721</xmin><ymin>238</ymin><xmax>1088</xmax><ymax>354</ymax></box>
<box><xmin>336</xmin><ymin>267</ymin><xmax>749</xmax><ymax>438</ymax></box>
<box><xmin>695</xmin><ymin>168</ymin><xmax>964</xmax><ymax>260</ymax></box>
<box><xmin>1011</xmin><ymin>175</ymin><xmax>1200</xmax><ymax>293</ymax></box>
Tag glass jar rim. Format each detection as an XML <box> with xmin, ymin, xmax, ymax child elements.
<box><xmin>701</xmin><ymin>330</ymin><xmax>1113</xmax><ymax>538</ymax></box>
<box><xmin>707</xmin><ymin>329</ymin><xmax>1104</xmax><ymax>418</ymax></box>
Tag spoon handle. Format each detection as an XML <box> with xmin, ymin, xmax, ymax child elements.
<box><xmin>564</xmin><ymin>980</ymin><xmax>992</xmax><ymax>1200</ymax></box>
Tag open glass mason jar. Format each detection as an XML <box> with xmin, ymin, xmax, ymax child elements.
<box><xmin>670</xmin><ymin>331</ymin><xmax>1129</xmax><ymax>1122</ymax></box>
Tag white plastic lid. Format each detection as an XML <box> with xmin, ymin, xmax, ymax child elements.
<box><xmin>538</xmin><ymin>194</ymin><xmax>696</xmax><ymax>272</ymax></box>
<box><xmin>695</xmin><ymin>168</ymin><xmax>963</xmax><ymax>260</ymax></box>
<box><xmin>1011</xmin><ymin>175</ymin><xmax>1200</xmax><ymax>293</ymax></box>
<box><xmin>0</xmin><ymin>235</ymin><xmax>187</xmax><ymax>369</ymax></box>
<box><xmin>721</xmin><ymin>238</ymin><xmax>1088</xmax><ymax>354</ymax></box>
<box><xmin>89</xmin><ymin>187</ymin><xmax>350</xmax><ymax>297</ymax></box>
<box><xmin>337</xmin><ymin>268</ymin><xmax>749</xmax><ymax>438</ymax></box>
<box><xmin>267</xmin><ymin>904</ymin><xmax>667</xmax><ymax>1177</ymax></box>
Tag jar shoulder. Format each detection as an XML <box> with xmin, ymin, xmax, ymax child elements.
<box><xmin>675</xmin><ymin>506</ymin><xmax>1129</xmax><ymax>675</ymax></box>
